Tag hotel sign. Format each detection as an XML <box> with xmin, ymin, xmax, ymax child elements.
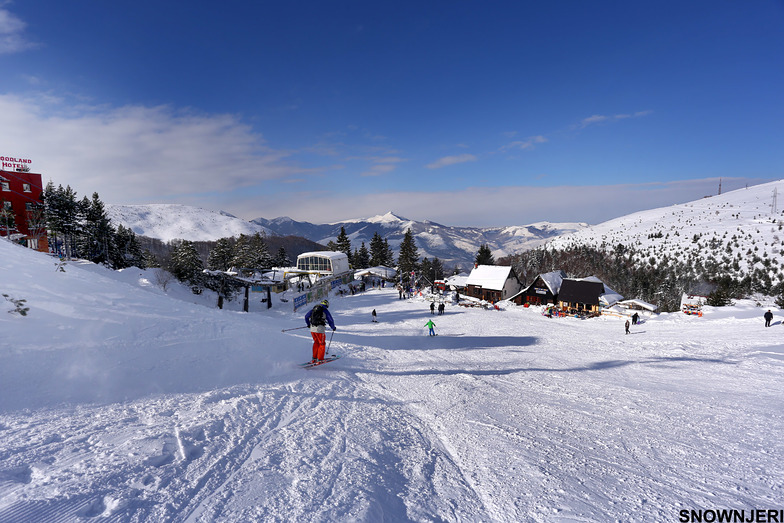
<box><xmin>1</xmin><ymin>156</ymin><xmax>32</xmax><ymax>170</ymax></box>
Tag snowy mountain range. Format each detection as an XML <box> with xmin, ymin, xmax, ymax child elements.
<box><xmin>252</xmin><ymin>212</ymin><xmax>588</xmax><ymax>270</ymax></box>
<box><xmin>106</xmin><ymin>180</ymin><xmax>784</xmax><ymax>277</ymax></box>
<box><xmin>106</xmin><ymin>205</ymin><xmax>588</xmax><ymax>269</ymax></box>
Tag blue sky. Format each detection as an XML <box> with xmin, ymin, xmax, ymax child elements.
<box><xmin>1</xmin><ymin>1</ymin><xmax>782</xmax><ymax>226</ymax></box>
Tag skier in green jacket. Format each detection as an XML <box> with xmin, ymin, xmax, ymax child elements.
<box><xmin>425</xmin><ymin>319</ymin><xmax>436</xmax><ymax>336</ymax></box>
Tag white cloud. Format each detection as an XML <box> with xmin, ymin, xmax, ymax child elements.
<box><xmin>361</xmin><ymin>164</ymin><xmax>397</xmax><ymax>177</ymax></box>
<box><xmin>426</xmin><ymin>154</ymin><xmax>477</xmax><ymax>169</ymax></box>
<box><xmin>578</xmin><ymin>110</ymin><xmax>652</xmax><ymax>129</ymax></box>
<box><xmin>0</xmin><ymin>94</ymin><xmax>306</xmax><ymax>203</ymax></box>
<box><xmin>227</xmin><ymin>177</ymin><xmax>767</xmax><ymax>228</ymax></box>
<box><xmin>0</xmin><ymin>5</ymin><xmax>33</xmax><ymax>54</ymax></box>
<box><xmin>501</xmin><ymin>135</ymin><xmax>547</xmax><ymax>151</ymax></box>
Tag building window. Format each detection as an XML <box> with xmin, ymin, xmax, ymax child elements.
<box><xmin>23</xmin><ymin>183</ymin><xmax>31</xmax><ymax>192</ymax></box>
<box><xmin>1</xmin><ymin>182</ymin><xmax>9</xmax><ymax>191</ymax></box>
<box><xmin>3</xmin><ymin>201</ymin><xmax>11</xmax><ymax>209</ymax></box>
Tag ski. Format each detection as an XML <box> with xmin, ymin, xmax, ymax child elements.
<box><xmin>299</xmin><ymin>354</ymin><xmax>341</xmax><ymax>369</ymax></box>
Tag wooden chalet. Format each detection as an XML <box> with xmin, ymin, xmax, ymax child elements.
<box><xmin>510</xmin><ymin>270</ymin><xmax>567</xmax><ymax>306</ymax></box>
<box><xmin>557</xmin><ymin>276</ymin><xmax>623</xmax><ymax>316</ymax></box>
<box><xmin>465</xmin><ymin>265</ymin><xmax>522</xmax><ymax>303</ymax></box>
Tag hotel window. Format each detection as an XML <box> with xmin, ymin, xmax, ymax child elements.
<box><xmin>3</xmin><ymin>201</ymin><xmax>11</xmax><ymax>210</ymax></box>
<box><xmin>1</xmin><ymin>182</ymin><xmax>9</xmax><ymax>191</ymax></box>
<box><xmin>23</xmin><ymin>183</ymin><xmax>31</xmax><ymax>192</ymax></box>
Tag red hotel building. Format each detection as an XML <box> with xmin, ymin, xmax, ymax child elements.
<box><xmin>0</xmin><ymin>164</ymin><xmax>49</xmax><ymax>252</ymax></box>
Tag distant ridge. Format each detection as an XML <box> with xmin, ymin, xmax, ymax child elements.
<box><xmin>105</xmin><ymin>204</ymin><xmax>589</xmax><ymax>268</ymax></box>
<box><xmin>252</xmin><ymin>212</ymin><xmax>588</xmax><ymax>269</ymax></box>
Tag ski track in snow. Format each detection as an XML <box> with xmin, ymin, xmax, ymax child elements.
<box><xmin>1</xmin><ymin>243</ymin><xmax>784</xmax><ymax>522</ymax></box>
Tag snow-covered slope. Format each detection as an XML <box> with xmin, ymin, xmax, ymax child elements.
<box><xmin>547</xmin><ymin>180</ymin><xmax>784</xmax><ymax>283</ymax></box>
<box><xmin>1</xmin><ymin>238</ymin><xmax>784</xmax><ymax>521</ymax></box>
<box><xmin>106</xmin><ymin>204</ymin><xmax>272</xmax><ymax>242</ymax></box>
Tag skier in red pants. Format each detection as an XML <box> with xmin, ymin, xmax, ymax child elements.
<box><xmin>305</xmin><ymin>300</ymin><xmax>336</xmax><ymax>362</ymax></box>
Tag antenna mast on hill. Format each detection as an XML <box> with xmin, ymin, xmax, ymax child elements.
<box><xmin>772</xmin><ymin>187</ymin><xmax>778</xmax><ymax>215</ymax></box>
<box><xmin>718</xmin><ymin>178</ymin><xmax>722</xmax><ymax>195</ymax></box>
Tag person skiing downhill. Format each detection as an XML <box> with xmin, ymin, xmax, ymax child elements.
<box><xmin>305</xmin><ymin>300</ymin><xmax>336</xmax><ymax>362</ymax></box>
<box><xmin>425</xmin><ymin>319</ymin><xmax>437</xmax><ymax>336</ymax></box>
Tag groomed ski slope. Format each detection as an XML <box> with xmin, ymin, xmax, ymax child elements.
<box><xmin>1</xmin><ymin>239</ymin><xmax>783</xmax><ymax>522</ymax></box>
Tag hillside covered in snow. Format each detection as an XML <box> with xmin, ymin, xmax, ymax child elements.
<box><xmin>106</xmin><ymin>204</ymin><xmax>273</xmax><ymax>242</ymax></box>
<box><xmin>1</xmin><ymin>234</ymin><xmax>783</xmax><ymax>521</ymax></box>
<box><xmin>547</xmin><ymin>180</ymin><xmax>784</xmax><ymax>286</ymax></box>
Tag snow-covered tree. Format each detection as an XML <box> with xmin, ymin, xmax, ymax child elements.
<box><xmin>169</xmin><ymin>240</ymin><xmax>204</xmax><ymax>287</ymax></box>
<box><xmin>208</xmin><ymin>238</ymin><xmax>235</xmax><ymax>271</ymax></box>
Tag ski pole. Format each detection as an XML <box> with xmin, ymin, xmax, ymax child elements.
<box><xmin>281</xmin><ymin>326</ymin><xmax>309</xmax><ymax>332</ymax></box>
<box><xmin>326</xmin><ymin>329</ymin><xmax>335</xmax><ymax>354</ymax></box>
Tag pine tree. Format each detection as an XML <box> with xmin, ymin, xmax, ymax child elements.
<box><xmin>231</xmin><ymin>233</ymin><xmax>272</xmax><ymax>271</ymax></box>
<box><xmin>80</xmin><ymin>192</ymin><xmax>114</xmax><ymax>264</ymax></box>
<box><xmin>230</xmin><ymin>234</ymin><xmax>254</xmax><ymax>269</ymax></box>
<box><xmin>169</xmin><ymin>240</ymin><xmax>204</xmax><ymax>287</ymax></box>
<box><xmin>208</xmin><ymin>237</ymin><xmax>235</xmax><ymax>271</ymax></box>
<box><xmin>476</xmin><ymin>244</ymin><xmax>495</xmax><ymax>266</ymax></box>
<box><xmin>111</xmin><ymin>224</ymin><xmax>146</xmax><ymax>269</ymax></box>
<box><xmin>420</xmin><ymin>258</ymin><xmax>434</xmax><ymax>283</ymax></box>
<box><xmin>273</xmin><ymin>246</ymin><xmax>290</xmax><ymax>267</ymax></box>
<box><xmin>354</xmin><ymin>242</ymin><xmax>370</xmax><ymax>269</ymax></box>
<box><xmin>248</xmin><ymin>233</ymin><xmax>273</xmax><ymax>271</ymax></box>
<box><xmin>382</xmin><ymin>238</ymin><xmax>395</xmax><ymax>266</ymax></box>
<box><xmin>335</xmin><ymin>227</ymin><xmax>352</xmax><ymax>265</ymax></box>
<box><xmin>369</xmin><ymin>232</ymin><xmax>386</xmax><ymax>266</ymax></box>
<box><xmin>432</xmin><ymin>257</ymin><xmax>445</xmax><ymax>280</ymax></box>
<box><xmin>397</xmin><ymin>228</ymin><xmax>419</xmax><ymax>282</ymax></box>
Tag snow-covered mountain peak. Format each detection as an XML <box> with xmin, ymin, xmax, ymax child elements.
<box><xmin>365</xmin><ymin>211</ymin><xmax>408</xmax><ymax>224</ymax></box>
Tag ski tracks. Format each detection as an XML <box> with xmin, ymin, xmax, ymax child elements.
<box><xmin>175</xmin><ymin>375</ymin><xmax>487</xmax><ymax>522</ymax></box>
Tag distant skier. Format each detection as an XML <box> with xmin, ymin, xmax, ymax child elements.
<box><xmin>764</xmin><ymin>309</ymin><xmax>773</xmax><ymax>327</ymax></box>
<box><xmin>632</xmin><ymin>312</ymin><xmax>639</xmax><ymax>325</ymax></box>
<box><xmin>438</xmin><ymin>302</ymin><xmax>445</xmax><ymax>315</ymax></box>
<box><xmin>371</xmin><ymin>309</ymin><xmax>378</xmax><ymax>323</ymax></box>
<box><xmin>425</xmin><ymin>319</ymin><xmax>437</xmax><ymax>336</ymax></box>
<box><xmin>625</xmin><ymin>320</ymin><xmax>630</xmax><ymax>335</ymax></box>
<box><xmin>305</xmin><ymin>300</ymin><xmax>336</xmax><ymax>363</ymax></box>
<box><xmin>430</xmin><ymin>302</ymin><xmax>435</xmax><ymax>315</ymax></box>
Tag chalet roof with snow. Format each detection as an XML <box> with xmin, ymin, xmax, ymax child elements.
<box><xmin>558</xmin><ymin>276</ymin><xmax>623</xmax><ymax>307</ymax></box>
<box><xmin>466</xmin><ymin>265</ymin><xmax>517</xmax><ymax>291</ymax></box>
<box><xmin>445</xmin><ymin>273</ymin><xmax>469</xmax><ymax>288</ymax></box>
<box><xmin>617</xmin><ymin>299</ymin><xmax>658</xmax><ymax>312</ymax></box>
<box><xmin>523</xmin><ymin>270</ymin><xmax>567</xmax><ymax>295</ymax></box>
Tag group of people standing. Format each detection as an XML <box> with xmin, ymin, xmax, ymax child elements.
<box><xmin>429</xmin><ymin>301</ymin><xmax>446</xmax><ymax>315</ymax></box>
